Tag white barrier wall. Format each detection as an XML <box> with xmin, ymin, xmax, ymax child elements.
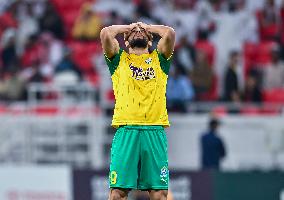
<box><xmin>0</xmin><ymin>166</ymin><xmax>72</xmax><ymax>200</ymax></box>
<box><xmin>0</xmin><ymin>113</ymin><xmax>284</xmax><ymax>171</ymax></box>
<box><xmin>167</xmin><ymin>114</ymin><xmax>284</xmax><ymax>170</ymax></box>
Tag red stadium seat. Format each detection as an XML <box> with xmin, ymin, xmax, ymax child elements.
<box><xmin>243</xmin><ymin>42</ymin><xmax>254</xmax><ymax>77</ymax></box>
<box><xmin>255</xmin><ymin>41</ymin><xmax>276</xmax><ymax>64</ymax></box>
<box><xmin>61</xmin><ymin>9</ymin><xmax>80</xmax><ymax>38</ymax></box>
<box><xmin>67</xmin><ymin>41</ymin><xmax>101</xmax><ymax>72</ymax></box>
<box><xmin>51</xmin><ymin>0</ymin><xmax>90</xmax><ymax>38</ymax></box>
<box><xmin>263</xmin><ymin>88</ymin><xmax>284</xmax><ymax>103</ymax></box>
<box><xmin>243</xmin><ymin>41</ymin><xmax>276</xmax><ymax>77</ymax></box>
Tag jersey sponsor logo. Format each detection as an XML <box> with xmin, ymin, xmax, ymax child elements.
<box><xmin>110</xmin><ymin>171</ymin><xmax>117</xmax><ymax>184</ymax></box>
<box><xmin>129</xmin><ymin>63</ymin><xmax>156</xmax><ymax>80</ymax></box>
<box><xmin>160</xmin><ymin>166</ymin><xmax>168</xmax><ymax>184</ymax></box>
<box><xmin>145</xmin><ymin>58</ymin><xmax>152</xmax><ymax>64</ymax></box>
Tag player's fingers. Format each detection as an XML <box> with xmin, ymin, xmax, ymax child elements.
<box><xmin>139</xmin><ymin>23</ymin><xmax>150</xmax><ymax>34</ymax></box>
<box><xmin>137</xmin><ymin>22</ymin><xmax>147</xmax><ymax>29</ymax></box>
<box><xmin>129</xmin><ymin>22</ymin><xmax>139</xmax><ymax>28</ymax></box>
<box><xmin>127</xmin><ymin>25</ymin><xmax>138</xmax><ymax>35</ymax></box>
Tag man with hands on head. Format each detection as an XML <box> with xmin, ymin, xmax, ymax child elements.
<box><xmin>100</xmin><ymin>22</ymin><xmax>175</xmax><ymax>200</ymax></box>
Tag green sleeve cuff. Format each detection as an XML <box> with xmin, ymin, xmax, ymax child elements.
<box><xmin>104</xmin><ymin>49</ymin><xmax>123</xmax><ymax>75</ymax></box>
<box><xmin>157</xmin><ymin>49</ymin><xmax>173</xmax><ymax>75</ymax></box>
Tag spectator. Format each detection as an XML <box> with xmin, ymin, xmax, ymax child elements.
<box><xmin>223</xmin><ymin>51</ymin><xmax>241</xmax><ymax>102</ymax></box>
<box><xmin>190</xmin><ymin>50</ymin><xmax>213</xmax><ymax>98</ymax></box>
<box><xmin>39</xmin><ymin>3</ymin><xmax>64</xmax><ymax>39</ymax></box>
<box><xmin>196</xmin><ymin>1</ymin><xmax>215</xmax><ymax>40</ymax></box>
<box><xmin>16</xmin><ymin>2</ymin><xmax>39</xmax><ymax>55</ymax></box>
<box><xmin>21</xmin><ymin>34</ymin><xmax>41</xmax><ymax>68</ymax></box>
<box><xmin>0</xmin><ymin>2</ymin><xmax>18</xmax><ymax>39</ymax></box>
<box><xmin>280</xmin><ymin>1</ymin><xmax>284</xmax><ymax>59</ymax></box>
<box><xmin>20</xmin><ymin>61</ymin><xmax>45</xmax><ymax>100</ymax></box>
<box><xmin>1</xmin><ymin>28</ymin><xmax>18</xmax><ymax>74</ymax></box>
<box><xmin>29</xmin><ymin>62</ymin><xmax>45</xmax><ymax>84</ymax></box>
<box><xmin>174</xmin><ymin>35</ymin><xmax>195</xmax><ymax>73</ymax></box>
<box><xmin>0</xmin><ymin>67</ymin><xmax>26</xmax><ymax>101</ymax></box>
<box><xmin>257</xmin><ymin>0</ymin><xmax>280</xmax><ymax>41</ymax></box>
<box><xmin>263</xmin><ymin>47</ymin><xmax>284</xmax><ymax>89</ymax></box>
<box><xmin>243</xmin><ymin>74</ymin><xmax>262</xmax><ymax>103</ymax></box>
<box><xmin>38</xmin><ymin>32</ymin><xmax>64</xmax><ymax>77</ymax></box>
<box><xmin>54</xmin><ymin>48</ymin><xmax>83</xmax><ymax>84</ymax></box>
<box><xmin>200</xmin><ymin>117</ymin><xmax>226</xmax><ymax>170</ymax></box>
<box><xmin>72</xmin><ymin>3</ymin><xmax>102</xmax><ymax>40</ymax></box>
<box><xmin>167</xmin><ymin>67</ymin><xmax>195</xmax><ymax>113</ymax></box>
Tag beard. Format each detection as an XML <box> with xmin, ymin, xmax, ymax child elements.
<box><xmin>129</xmin><ymin>38</ymin><xmax>148</xmax><ymax>48</ymax></box>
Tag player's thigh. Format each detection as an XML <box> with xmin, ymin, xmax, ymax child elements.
<box><xmin>109</xmin><ymin>127</ymin><xmax>140</xmax><ymax>188</ymax></box>
<box><xmin>139</xmin><ymin>128</ymin><xmax>169</xmax><ymax>190</ymax></box>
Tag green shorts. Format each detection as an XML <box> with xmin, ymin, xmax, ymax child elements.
<box><xmin>109</xmin><ymin>125</ymin><xmax>169</xmax><ymax>190</ymax></box>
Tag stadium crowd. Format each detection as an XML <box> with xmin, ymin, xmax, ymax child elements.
<box><xmin>0</xmin><ymin>0</ymin><xmax>284</xmax><ymax>113</ymax></box>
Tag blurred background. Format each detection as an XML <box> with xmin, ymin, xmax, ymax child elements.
<box><xmin>0</xmin><ymin>0</ymin><xmax>284</xmax><ymax>199</ymax></box>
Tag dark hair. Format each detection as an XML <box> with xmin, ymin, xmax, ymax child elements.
<box><xmin>229</xmin><ymin>50</ymin><xmax>239</xmax><ymax>58</ymax></box>
<box><xmin>209</xmin><ymin>118</ymin><xmax>220</xmax><ymax>129</ymax></box>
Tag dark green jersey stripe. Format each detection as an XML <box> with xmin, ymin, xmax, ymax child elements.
<box><xmin>104</xmin><ymin>48</ymin><xmax>123</xmax><ymax>75</ymax></box>
<box><xmin>157</xmin><ymin>49</ymin><xmax>172</xmax><ymax>75</ymax></box>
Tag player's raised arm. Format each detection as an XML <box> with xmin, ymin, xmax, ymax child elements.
<box><xmin>139</xmin><ymin>23</ymin><xmax>175</xmax><ymax>58</ymax></box>
<box><xmin>100</xmin><ymin>24</ymin><xmax>135</xmax><ymax>58</ymax></box>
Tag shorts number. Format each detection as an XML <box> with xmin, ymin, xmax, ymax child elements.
<box><xmin>110</xmin><ymin>171</ymin><xmax>117</xmax><ymax>184</ymax></box>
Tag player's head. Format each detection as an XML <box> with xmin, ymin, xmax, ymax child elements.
<box><xmin>124</xmin><ymin>24</ymin><xmax>153</xmax><ymax>49</ymax></box>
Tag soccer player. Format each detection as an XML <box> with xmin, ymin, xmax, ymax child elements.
<box><xmin>100</xmin><ymin>22</ymin><xmax>175</xmax><ymax>200</ymax></box>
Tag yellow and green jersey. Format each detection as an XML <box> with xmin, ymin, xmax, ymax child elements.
<box><xmin>104</xmin><ymin>49</ymin><xmax>172</xmax><ymax>128</ymax></box>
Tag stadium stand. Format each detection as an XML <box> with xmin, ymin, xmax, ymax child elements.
<box><xmin>0</xmin><ymin>0</ymin><xmax>284</xmax><ymax>113</ymax></box>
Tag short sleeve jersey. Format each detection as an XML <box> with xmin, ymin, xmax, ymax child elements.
<box><xmin>104</xmin><ymin>49</ymin><xmax>172</xmax><ymax>128</ymax></box>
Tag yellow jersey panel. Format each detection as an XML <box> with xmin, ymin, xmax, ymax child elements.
<box><xmin>105</xmin><ymin>49</ymin><xmax>172</xmax><ymax>128</ymax></box>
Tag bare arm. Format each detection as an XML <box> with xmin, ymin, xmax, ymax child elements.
<box><xmin>100</xmin><ymin>25</ymin><xmax>133</xmax><ymax>58</ymax></box>
<box><xmin>142</xmin><ymin>24</ymin><xmax>175</xmax><ymax>58</ymax></box>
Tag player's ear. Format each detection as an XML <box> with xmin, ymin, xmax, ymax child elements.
<box><xmin>148</xmin><ymin>40</ymin><xmax>152</xmax><ymax>48</ymax></box>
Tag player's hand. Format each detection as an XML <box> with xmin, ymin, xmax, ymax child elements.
<box><xmin>124</xmin><ymin>23</ymin><xmax>138</xmax><ymax>39</ymax></box>
<box><xmin>137</xmin><ymin>22</ymin><xmax>150</xmax><ymax>32</ymax></box>
<box><xmin>137</xmin><ymin>22</ymin><xmax>153</xmax><ymax>40</ymax></box>
<box><xmin>128</xmin><ymin>23</ymin><xmax>138</xmax><ymax>32</ymax></box>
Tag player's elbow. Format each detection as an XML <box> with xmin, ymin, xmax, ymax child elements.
<box><xmin>164</xmin><ymin>28</ymin><xmax>175</xmax><ymax>47</ymax></box>
<box><xmin>165</xmin><ymin>27</ymin><xmax>175</xmax><ymax>40</ymax></box>
<box><xmin>164</xmin><ymin>26</ymin><xmax>176</xmax><ymax>38</ymax></box>
<box><xmin>100</xmin><ymin>27</ymin><xmax>111</xmax><ymax>41</ymax></box>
